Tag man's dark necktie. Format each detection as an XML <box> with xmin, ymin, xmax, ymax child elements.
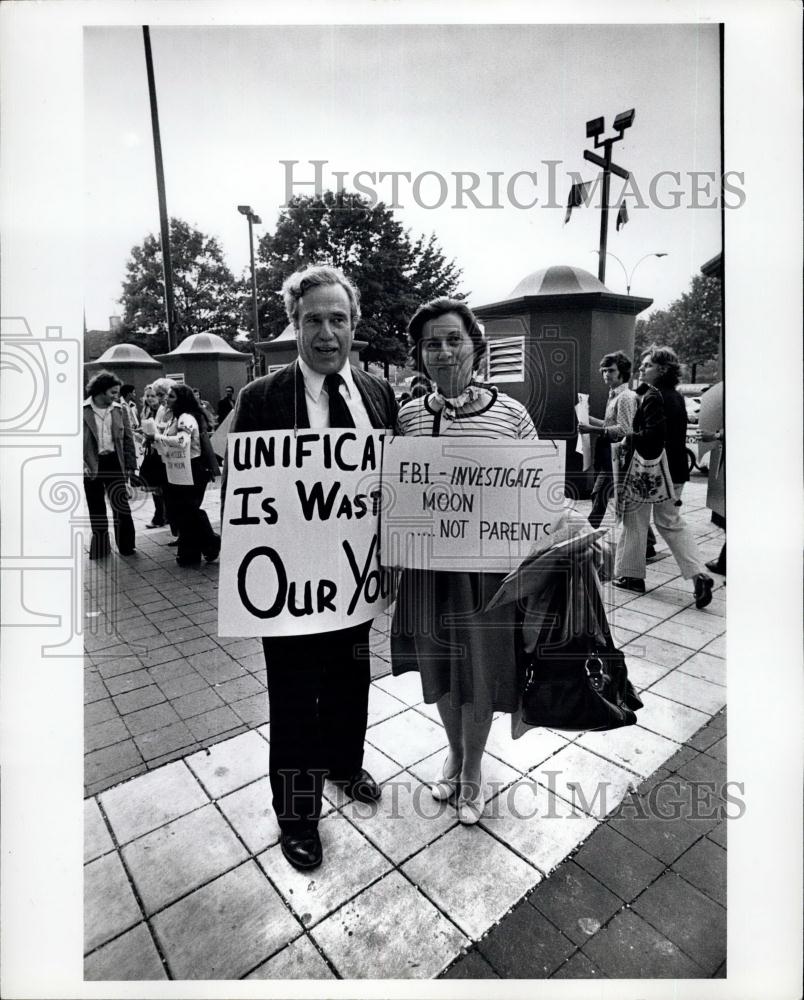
<box><xmin>324</xmin><ymin>373</ymin><xmax>356</xmax><ymax>428</ymax></box>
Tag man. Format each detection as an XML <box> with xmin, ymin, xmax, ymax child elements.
<box><xmin>578</xmin><ymin>351</ymin><xmax>638</xmax><ymax>528</ymax></box>
<box><xmin>120</xmin><ymin>383</ymin><xmax>140</xmax><ymax>429</ymax></box>
<box><xmin>226</xmin><ymin>264</ymin><xmax>398</xmax><ymax>871</ymax></box>
<box><xmin>83</xmin><ymin>370</ymin><xmax>137</xmax><ymax>559</ymax></box>
<box><xmin>612</xmin><ymin>346</ymin><xmax>714</xmax><ymax>608</ymax></box>
<box><xmin>192</xmin><ymin>387</ymin><xmax>217</xmax><ymax>430</ymax></box>
<box><xmin>217</xmin><ymin>384</ymin><xmax>235</xmax><ymax>423</ymax></box>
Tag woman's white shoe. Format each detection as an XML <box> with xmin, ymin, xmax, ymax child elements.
<box><xmin>430</xmin><ymin>760</ymin><xmax>461</xmax><ymax>801</ymax></box>
<box><xmin>456</xmin><ymin>782</ymin><xmax>486</xmax><ymax>825</ymax></box>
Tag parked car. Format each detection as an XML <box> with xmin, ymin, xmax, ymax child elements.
<box><xmin>677</xmin><ymin>383</ymin><xmax>711</xmax><ymax>425</ymax></box>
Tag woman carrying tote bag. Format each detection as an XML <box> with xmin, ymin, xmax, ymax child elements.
<box><xmin>611</xmin><ymin>345</ymin><xmax>714</xmax><ymax>608</ymax></box>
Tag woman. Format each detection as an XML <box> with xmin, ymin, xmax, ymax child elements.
<box><xmin>391</xmin><ymin>298</ymin><xmax>539</xmax><ymax>825</ymax></box>
<box><xmin>154</xmin><ymin>384</ymin><xmax>220</xmax><ymax>567</ymax></box>
<box><xmin>612</xmin><ymin>345</ymin><xmax>714</xmax><ymax>608</ymax></box>
<box><xmin>138</xmin><ymin>383</ymin><xmax>168</xmax><ymax>529</ymax></box>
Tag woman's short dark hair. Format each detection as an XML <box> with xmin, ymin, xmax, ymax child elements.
<box><xmin>599</xmin><ymin>351</ymin><xmax>632</xmax><ymax>382</ymax></box>
<box><xmin>407</xmin><ymin>298</ymin><xmax>486</xmax><ymax>375</ymax></box>
<box><xmin>86</xmin><ymin>370</ymin><xmax>122</xmax><ymax>398</ymax></box>
<box><xmin>644</xmin><ymin>345</ymin><xmax>681</xmax><ymax>387</ymax></box>
<box><xmin>168</xmin><ymin>383</ymin><xmax>209</xmax><ymax>431</ymax></box>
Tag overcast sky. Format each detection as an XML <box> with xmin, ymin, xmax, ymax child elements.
<box><xmin>84</xmin><ymin>23</ymin><xmax>721</xmax><ymax>331</ymax></box>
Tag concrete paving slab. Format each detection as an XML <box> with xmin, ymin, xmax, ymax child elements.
<box><xmin>672</xmin><ymin>836</ymin><xmax>727</xmax><ymax>906</ymax></box>
<box><xmin>341</xmin><ymin>770</ymin><xmax>457</xmax><ymax>864</ymax></box>
<box><xmin>311</xmin><ymin>870</ymin><xmax>468</xmax><ymax>978</ymax></box>
<box><xmin>577</xmin><ymin>725</ymin><xmax>680</xmax><ymax>779</ymax></box>
<box><xmin>634</xmin><ymin>691</ymin><xmax>711</xmax><ymax>743</ymax></box>
<box><xmin>122</xmin><ymin>804</ymin><xmax>248</xmax><ymax>914</ymax></box>
<box><xmin>487</xmin><ymin>715</ymin><xmax>569</xmax><ymax>773</ymax></box>
<box><xmin>374</xmin><ymin>669</ymin><xmax>423</xmax><ymax>706</ymax></box>
<box><xmin>632</xmin><ymin>870</ymin><xmax>725</xmax><ymax>974</ymax></box>
<box><xmin>582</xmin><ymin>905</ymin><xmax>705</xmax><ymax>977</ymax></box>
<box><xmin>258</xmin><ymin>812</ymin><xmax>392</xmax><ymax>927</ymax></box>
<box><xmin>573</xmin><ymin>825</ymin><xmax>664</xmax><ymax>901</ymax></box>
<box><xmin>478</xmin><ymin>901</ymin><xmax>576</xmax><ymax>977</ymax></box>
<box><xmin>676</xmin><ymin>650</ymin><xmax>727</xmax><ymax>686</ymax></box>
<box><xmin>650</xmin><ymin>670</ymin><xmax>726</xmax><ymax>715</ymax></box>
<box><xmin>480</xmin><ymin>782</ymin><xmax>597</xmax><ymax>875</ymax></box>
<box><xmin>100</xmin><ymin>760</ymin><xmax>209</xmax><ymax>845</ymax></box>
<box><xmin>151</xmin><ymin>861</ymin><xmax>299</xmax><ymax>980</ymax></box>
<box><xmin>217</xmin><ymin>776</ymin><xmax>280</xmax><ymax>854</ymax></box>
<box><xmin>84</xmin><ymin>797</ymin><xmax>114</xmax><ymax>863</ymax></box>
<box><xmin>527</xmin><ymin>859</ymin><xmax>621</xmax><ymax>946</ymax></box>
<box><xmin>84</xmin><ymin>922</ymin><xmax>167</xmax><ymax>981</ymax></box>
<box><xmin>624</xmin><ymin>656</ymin><xmax>674</xmax><ymax>690</ymax></box>
<box><xmin>366</xmin><ymin>683</ymin><xmax>407</xmax><ymax>727</ymax></box>
<box><xmin>246</xmin><ymin>935</ymin><xmax>334</xmax><ymax>980</ymax></box>
<box><xmin>84</xmin><ymin>852</ymin><xmax>142</xmax><ymax>953</ymax></box>
<box><xmin>533</xmin><ymin>744</ymin><xmax>637</xmax><ymax>818</ymax></box>
<box><xmin>648</xmin><ymin>618</ymin><xmax>724</xmax><ymax>651</ymax></box>
<box><xmin>403</xmin><ymin>825</ymin><xmax>536</xmax><ymax>939</ymax></box>
<box><xmin>366</xmin><ymin>707</ymin><xmax>447</xmax><ymax>768</ymax></box>
<box><xmin>186</xmin><ymin>730</ymin><xmax>271</xmax><ymax>797</ymax></box>
<box><xmin>622</xmin><ymin>635</ymin><xmax>692</xmax><ymax>668</ymax></box>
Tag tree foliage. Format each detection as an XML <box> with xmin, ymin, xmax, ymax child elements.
<box><xmin>118</xmin><ymin>218</ymin><xmax>241</xmax><ymax>352</ymax></box>
<box><xmin>252</xmin><ymin>191</ymin><xmax>463</xmax><ymax>366</ymax></box>
<box><xmin>634</xmin><ymin>274</ymin><xmax>722</xmax><ymax>377</ymax></box>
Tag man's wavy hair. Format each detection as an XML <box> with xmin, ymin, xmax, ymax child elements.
<box><xmin>643</xmin><ymin>345</ymin><xmax>682</xmax><ymax>387</ymax></box>
<box><xmin>599</xmin><ymin>351</ymin><xmax>632</xmax><ymax>382</ymax></box>
<box><xmin>86</xmin><ymin>370</ymin><xmax>122</xmax><ymax>398</ymax></box>
<box><xmin>282</xmin><ymin>264</ymin><xmax>361</xmax><ymax>330</ymax></box>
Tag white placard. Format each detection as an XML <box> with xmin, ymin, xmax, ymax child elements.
<box><xmin>218</xmin><ymin>429</ymin><xmax>392</xmax><ymax>636</ymax></box>
<box><xmin>157</xmin><ymin>437</ymin><xmax>193</xmax><ymax>486</ymax></box>
<box><xmin>380</xmin><ymin>438</ymin><xmax>567</xmax><ymax>572</ymax></box>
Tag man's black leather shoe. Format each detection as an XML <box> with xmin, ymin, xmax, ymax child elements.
<box><xmin>330</xmin><ymin>768</ymin><xmax>381</xmax><ymax>804</ymax></box>
<box><xmin>280</xmin><ymin>829</ymin><xmax>322</xmax><ymax>871</ymax></box>
<box><xmin>613</xmin><ymin>576</ymin><xmax>646</xmax><ymax>594</ymax></box>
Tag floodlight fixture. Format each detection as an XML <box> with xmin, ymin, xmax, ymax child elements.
<box><xmin>586</xmin><ymin>116</ymin><xmax>605</xmax><ymax>139</ymax></box>
<box><xmin>613</xmin><ymin>108</ymin><xmax>636</xmax><ymax>132</ymax></box>
<box><xmin>237</xmin><ymin>205</ymin><xmax>253</xmax><ymax>216</ymax></box>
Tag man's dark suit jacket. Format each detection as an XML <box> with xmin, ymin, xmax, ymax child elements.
<box><xmin>223</xmin><ymin>359</ymin><xmax>399</xmax><ymax>508</ymax></box>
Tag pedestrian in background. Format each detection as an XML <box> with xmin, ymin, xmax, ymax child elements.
<box><xmin>217</xmin><ymin>384</ymin><xmax>236</xmax><ymax>423</ymax></box>
<box><xmin>138</xmin><ymin>383</ymin><xmax>168</xmax><ymax>529</ymax></box>
<box><xmin>613</xmin><ymin>346</ymin><xmax>714</xmax><ymax>608</ymax></box>
<box><xmin>83</xmin><ymin>370</ymin><xmax>137</xmax><ymax>560</ymax></box>
<box><xmin>154</xmin><ymin>384</ymin><xmax>220</xmax><ymax>567</ymax></box>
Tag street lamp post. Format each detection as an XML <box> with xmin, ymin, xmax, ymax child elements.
<box><xmin>590</xmin><ymin>250</ymin><xmax>668</xmax><ymax>294</ymax></box>
<box><xmin>237</xmin><ymin>205</ymin><xmax>262</xmax><ymax>346</ymax></box>
<box><xmin>583</xmin><ymin>109</ymin><xmax>635</xmax><ymax>285</ymax></box>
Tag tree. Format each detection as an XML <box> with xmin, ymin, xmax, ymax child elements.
<box><xmin>634</xmin><ymin>274</ymin><xmax>722</xmax><ymax>380</ymax></box>
<box><xmin>252</xmin><ymin>191</ymin><xmax>463</xmax><ymax>368</ymax></box>
<box><xmin>118</xmin><ymin>218</ymin><xmax>242</xmax><ymax>352</ymax></box>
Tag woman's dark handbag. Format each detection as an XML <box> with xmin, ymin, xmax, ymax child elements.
<box><xmin>137</xmin><ymin>445</ymin><xmax>167</xmax><ymax>491</ymax></box>
<box><xmin>521</xmin><ymin>559</ymin><xmax>643</xmax><ymax>732</ymax></box>
<box><xmin>199</xmin><ymin>426</ymin><xmax>221</xmax><ymax>479</ymax></box>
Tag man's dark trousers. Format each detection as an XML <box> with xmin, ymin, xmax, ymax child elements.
<box><xmin>263</xmin><ymin>622</ymin><xmax>372</xmax><ymax>833</ymax></box>
<box><xmin>84</xmin><ymin>452</ymin><xmax>135</xmax><ymax>555</ymax></box>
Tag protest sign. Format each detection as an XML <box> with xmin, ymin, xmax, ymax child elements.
<box><xmin>380</xmin><ymin>438</ymin><xmax>567</xmax><ymax>572</ymax></box>
<box><xmin>219</xmin><ymin>429</ymin><xmax>392</xmax><ymax>637</ymax></box>
<box><xmin>158</xmin><ymin>438</ymin><xmax>193</xmax><ymax>486</ymax></box>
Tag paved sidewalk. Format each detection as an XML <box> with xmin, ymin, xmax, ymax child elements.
<box><xmin>84</xmin><ymin>474</ymin><xmax>727</xmax><ymax>980</ymax></box>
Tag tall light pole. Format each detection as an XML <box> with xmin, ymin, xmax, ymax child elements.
<box><xmin>582</xmin><ymin>109</ymin><xmax>635</xmax><ymax>285</ymax></box>
<box><xmin>590</xmin><ymin>250</ymin><xmax>668</xmax><ymax>294</ymax></box>
<box><xmin>237</xmin><ymin>205</ymin><xmax>261</xmax><ymax>345</ymax></box>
